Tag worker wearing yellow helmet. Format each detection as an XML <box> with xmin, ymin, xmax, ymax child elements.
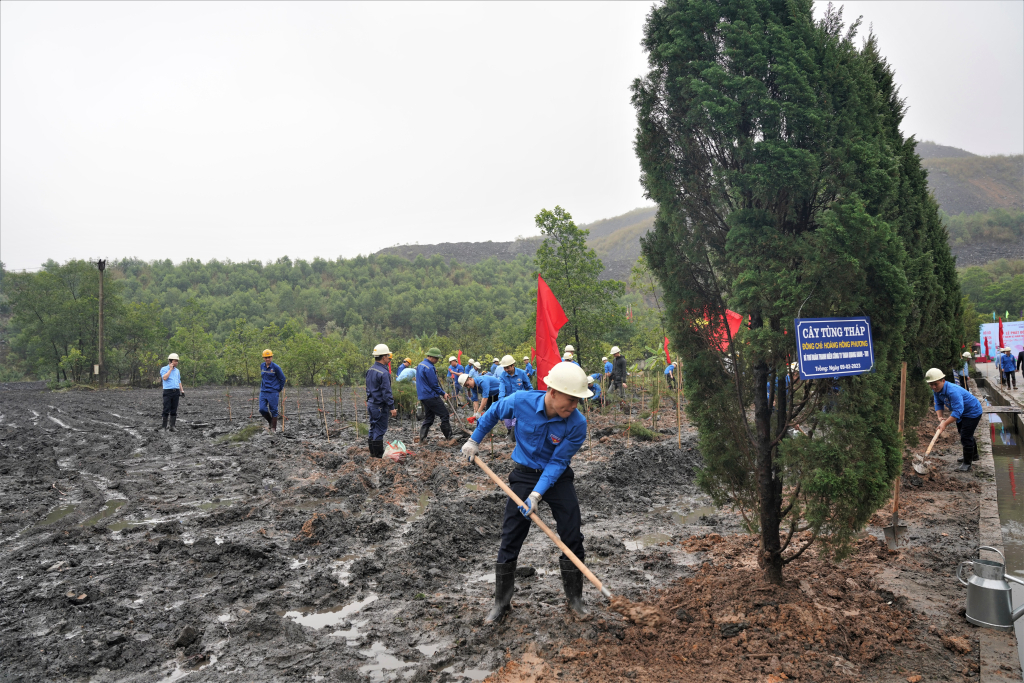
<box><xmin>259</xmin><ymin>349</ymin><xmax>287</xmax><ymax>433</ymax></box>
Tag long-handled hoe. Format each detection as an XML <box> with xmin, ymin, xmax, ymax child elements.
<box><xmin>471</xmin><ymin>454</ymin><xmax>667</xmax><ymax>627</ymax></box>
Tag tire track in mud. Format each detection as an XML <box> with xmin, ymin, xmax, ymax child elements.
<box><xmin>0</xmin><ymin>386</ymin><xmax>719</xmax><ymax>681</ymax></box>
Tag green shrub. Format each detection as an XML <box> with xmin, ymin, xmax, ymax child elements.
<box><xmin>218</xmin><ymin>424</ymin><xmax>263</xmax><ymax>443</ymax></box>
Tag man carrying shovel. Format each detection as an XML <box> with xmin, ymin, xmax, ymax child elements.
<box><xmin>926</xmin><ymin>367</ymin><xmax>983</xmax><ymax>472</ymax></box>
<box><xmin>460</xmin><ymin>362</ymin><xmax>592</xmax><ymax>623</ymax></box>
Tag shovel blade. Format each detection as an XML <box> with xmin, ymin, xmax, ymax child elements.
<box><xmin>883</xmin><ymin>524</ymin><xmax>909</xmax><ymax>551</ymax></box>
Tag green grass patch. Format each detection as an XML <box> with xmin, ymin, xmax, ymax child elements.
<box><xmin>217</xmin><ymin>424</ymin><xmax>263</xmax><ymax>443</ymax></box>
<box><xmin>350</xmin><ymin>421</ymin><xmax>369</xmax><ymax>436</ymax></box>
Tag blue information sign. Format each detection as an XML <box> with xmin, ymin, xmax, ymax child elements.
<box><xmin>794</xmin><ymin>317</ymin><xmax>874</xmax><ymax>379</ymax></box>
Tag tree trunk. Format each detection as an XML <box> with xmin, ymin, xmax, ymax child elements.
<box><xmin>752</xmin><ymin>316</ymin><xmax>783</xmax><ymax>583</ymax></box>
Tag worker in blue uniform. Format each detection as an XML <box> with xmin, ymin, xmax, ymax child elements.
<box><xmin>258</xmin><ymin>349</ymin><xmax>286</xmax><ymax>433</ymax></box>
<box><xmin>664</xmin><ymin>362</ymin><xmax>676</xmax><ymax>390</ymax></box>
<box><xmin>366</xmin><ymin>344</ymin><xmax>398</xmax><ymax>458</ymax></box>
<box><xmin>999</xmin><ymin>347</ymin><xmax>1017</xmax><ymax>390</ymax></box>
<box><xmin>523</xmin><ymin>356</ymin><xmax>535</xmax><ymax>382</ymax></box>
<box><xmin>416</xmin><ymin>347</ymin><xmax>453</xmax><ymax>445</ymax></box>
<box><xmin>458</xmin><ymin>372</ymin><xmax>501</xmax><ymax>416</ymax></box>
<box><xmin>497</xmin><ymin>355</ymin><xmax>533</xmax><ymax>444</ymax></box>
<box><xmin>489</xmin><ymin>358</ymin><xmax>500</xmax><ymax>376</ymax></box>
<box><xmin>157</xmin><ymin>353</ymin><xmax>186</xmax><ymax>431</ymax></box>
<box><xmin>587</xmin><ymin>374</ymin><xmax>602</xmax><ymax>406</ymax></box>
<box><xmin>603</xmin><ymin>356</ymin><xmax>613</xmax><ymax>393</ymax></box>
<box><xmin>927</xmin><ymin>367</ymin><xmax>984</xmax><ymax>472</ymax></box>
<box><xmin>447</xmin><ymin>356</ymin><xmax>466</xmax><ymax>406</ymax></box>
<box><xmin>461</xmin><ymin>362</ymin><xmax>593</xmax><ymax>622</ymax></box>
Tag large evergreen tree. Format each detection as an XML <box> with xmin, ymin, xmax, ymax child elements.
<box><xmin>634</xmin><ymin>0</ymin><xmax>958</xmax><ymax>581</ymax></box>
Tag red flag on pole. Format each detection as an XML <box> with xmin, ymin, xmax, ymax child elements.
<box><xmin>457</xmin><ymin>350</ymin><xmax>462</xmax><ymax>365</ymax></box>
<box><xmin>998</xmin><ymin>317</ymin><xmax>1004</xmax><ymax>349</ymax></box>
<box><xmin>535</xmin><ymin>275</ymin><xmax>568</xmax><ymax>391</ymax></box>
<box><xmin>664</xmin><ymin>337</ymin><xmax>672</xmax><ymax>366</ymax></box>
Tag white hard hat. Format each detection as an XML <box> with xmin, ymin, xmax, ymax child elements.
<box><xmin>564</xmin><ymin>344</ymin><xmax>575</xmax><ymax>353</ymax></box>
<box><xmin>601</xmin><ymin>356</ymin><xmax>607</xmax><ymax>361</ymax></box>
<box><xmin>167</xmin><ymin>353</ymin><xmax>179</xmax><ymax>361</ymax></box>
<box><xmin>372</xmin><ymin>343</ymin><xmax>392</xmax><ymax>356</ymax></box>
<box><xmin>610</xmin><ymin>346</ymin><xmax>621</xmax><ymax>355</ymax></box>
<box><xmin>523</xmin><ymin>356</ymin><xmax>529</xmax><ymax>361</ymax></box>
<box><xmin>473</xmin><ymin>361</ymin><xmax>481</xmax><ymax>369</ymax></box>
<box><xmin>544</xmin><ymin>362</ymin><xmax>593</xmax><ymax>399</ymax></box>
<box><xmin>562</xmin><ymin>352</ymin><xmax>573</xmax><ymax>360</ymax></box>
<box><xmin>962</xmin><ymin>352</ymin><xmax>972</xmax><ymax>359</ymax></box>
<box><xmin>500</xmin><ymin>355</ymin><xmax>516</xmax><ymax>368</ymax></box>
<box><xmin>449</xmin><ymin>356</ymin><xmax>457</xmax><ymax>362</ymax></box>
<box><xmin>458</xmin><ymin>373</ymin><xmax>471</xmax><ymax>387</ymax></box>
<box><xmin>587</xmin><ymin>376</ymin><xmax>594</xmax><ymax>385</ymax></box>
<box><xmin>493</xmin><ymin>357</ymin><xmax>499</xmax><ymax>363</ymax></box>
<box><xmin>924</xmin><ymin>368</ymin><xmax>945</xmax><ymax>383</ymax></box>
<box><xmin>467</xmin><ymin>358</ymin><xmax>474</xmax><ymax>363</ymax></box>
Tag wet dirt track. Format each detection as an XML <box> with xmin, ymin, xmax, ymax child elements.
<box><xmin>0</xmin><ymin>385</ymin><xmax>725</xmax><ymax>682</ymax></box>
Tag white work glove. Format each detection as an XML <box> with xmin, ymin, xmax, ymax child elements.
<box><xmin>461</xmin><ymin>439</ymin><xmax>479</xmax><ymax>463</ymax></box>
<box><xmin>518</xmin><ymin>491</ymin><xmax>542</xmax><ymax>517</ymax></box>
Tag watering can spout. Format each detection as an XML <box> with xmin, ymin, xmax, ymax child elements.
<box><xmin>1012</xmin><ymin>604</ymin><xmax>1024</xmax><ymax>623</ymax></box>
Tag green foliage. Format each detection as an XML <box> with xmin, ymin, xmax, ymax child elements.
<box><xmin>168</xmin><ymin>298</ymin><xmax>222</xmax><ymax>385</ymax></box>
<box><xmin>391</xmin><ymin>381</ymin><xmax>419</xmax><ymax>416</ymax></box>
<box><xmin>633</xmin><ymin>0</ymin><xmax>954</xmax><ymax>580</ymax></box>
<box><xmin>287</xmin><ymin>331</ymin><xmax>338</xmax><ymax>386</ymax></box>
<box><xmin>58</xmin><ymin>348</ymin><xmax>89</xmax><ymax>383</ymax></box>
<box><xmin>534</xmin><ymin>206</ymin><xmax>626</xmax><ymax>368</ymax></box>
<box><xmin>628</xmin><ymin>423</ymin><xmax>657</xmax><ymax>441</ymax></box>
<box><xmin>943</xmin><ymin>208</ymin><xmax>1024</xmax><ymax>245</ymax></box>
<box><xmin>217</xmin><ymin>424</ymin><xmax>263</xmax><ymax>443</ymax></box>
<box><xmin>959</xmin><ymin>260</ymin><xmax>1024</xmax><ymax>320</ymax></box>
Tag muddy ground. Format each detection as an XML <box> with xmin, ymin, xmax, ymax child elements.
<box><xmin>0</xmin><ymin>385</ymin><xmax>726</xmax><ymax>682</ymax></box>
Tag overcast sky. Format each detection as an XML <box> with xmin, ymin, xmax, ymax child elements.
<box><xmin>2</xmin><ymin>1</ymin><xmax>1021</xmax><ymax>272</ymax></box>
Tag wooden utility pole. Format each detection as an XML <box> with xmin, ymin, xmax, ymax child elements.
<box><xmin>97</xmin><ymin>260</ymin><xmax>106</xmax><ymax>387</ymax></box>
<box><xmin>676</xmin><ymin>365</ymin><xmax>682</xmax><ymax>448</ymax></box>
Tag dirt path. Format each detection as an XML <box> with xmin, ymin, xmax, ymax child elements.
<box><xmin>0</xmin><ymin>386</ymin><xmax>725</xmax><ymax>681</ymax></box>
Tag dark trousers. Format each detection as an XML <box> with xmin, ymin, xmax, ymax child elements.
<box><xmin>481</xmin><ymin>392</ymin><xmax>499</xmax><ymax>412</ymax></box>
<box><xmin>1002</xmin><ymin>370</ymin><xmax>1017</xmax><ymax>389</ymax></box>
<box><xmin>162</xmin><ymin>389</ymin><xmax>180</xmax><ymax>418</ymax></box>
<box><xmin>666</xmin><ymin>374</ymin><xmax>676</xmax><ymax>390</ymax></box>
<box><xmin>611</xmin><ymin>379</ymin><xmax>625</xmax><ymax>397</ymax></box>
<box><xmin>368</xmin><ymin>403</ymin><xmax>390</xmax><ymax>440</ymax></box>
<box><xmin>420</xmin><ymin>397</ymin><xmax>451</xmax><ymax>438</ymax></box>
<box><xmin>497</xmin><ymin>466</ymin><xmax>584</xmax><ymax>564</ymax></box>
<box><xmin>956</xmin><ymin>414</ymin><xmax>981</xmax><ymax>462</ymax></box>
<box><xmin>957</xmin><ymin>375</ymin><xmax>969</xmax><ymax>390</ymax></box>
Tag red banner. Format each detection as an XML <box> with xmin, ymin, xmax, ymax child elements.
<box><xmin>664</xmin><ymin>337</ymin><xmax>672</xmax><ymax>366</ymax></box>
<box><xmin>457</xmin><ymin>350</ymin><xmax>462</xmax><ymax>365</ymax></box>
<box><xmin>535</xmin><ymin>276</ymin><xmax>568</xmax><ymax>391</ymax></box>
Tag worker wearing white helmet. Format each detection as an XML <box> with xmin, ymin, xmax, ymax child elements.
<box><xmin>523</xmin><ymin>356</ymin><xmax>535</xmax><ymax>382</ymax></box>
<box><xmin>496</xmin><ymin>355</ymin><xmax>533</xmax><ymax>445</ymax></box>
<box><xmin>926</xmin><ymin>368</ymin><xmax>983</xmax><ymax>472</ymax></box>
<box><xmin>366</xmin><ymin>344</ymin><xmax>398</xmax><ymax>458</ymax></box>
<box><xmin>158</xmin><ymin>353</ymin><xmax>186</xmax><ymax>432</ymax></box>
<box><xmin>447</xmin><ymin>356</ymin><xmax>466</xmax><ymax>407</ymax></box>
<box><xmin>461</xmin><ymin>361</ymin><xmax>593</xmax><ymax>623</ymax></box>
<box><xmin>998</xmin><ymin>347</ymin><xmax>1017</xmax><ymax>390</ymax></box>
<box><xmin>609</xmin><ymin>346</ymin><xmax>627</xmax><ymax>398</ymax></box>
<box><xmin>490</xmin><ymin>358</ymin><xmax>500</xmax><ymax>375</ymax></box>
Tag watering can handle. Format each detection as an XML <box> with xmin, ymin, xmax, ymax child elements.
<box><xmin>979</xmin><ymin>546</ymin><xmax>1006</xmax><ymax>562</ymax></box>
<box><xmin>958</xmin><ymin>561</ymin><xmax>972</xmax><ymax>587</ymax></box>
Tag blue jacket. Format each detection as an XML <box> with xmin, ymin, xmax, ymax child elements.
<box><xmin>525</xmin><ymin>362</ymin><xmax>534</xmax><ymax>377</ymax></box>
<box><xmin>665</xmin><ymin>363</ymin><xmax>675</xmax><ymax>376</ymax></box>
<box><xmin>447</xmin><ymin>363</ymin><xmax>464</xmax><ymax>382</ymax></box>
<box><xmin>604</xmin><ymin>361</ymin><xmax>613</xmax><ymax>375</ymax></box>
<box><xmin>933</xmin><ymin>381</ymin><xmax>983</xmax><ymax>421</ymax></box>
<box><xmin>489</xmin><ymin>363</ymin><xmax>499</xmax><ymax>375</ymax></box>
<box><xmin>416</xmin><ymin>360</ymin><xmax>445</xmax><ymax>400</ymax></box>
<box><xmin>497</xmin><ymin>367</ymin><xmax>533</xmax><ymax>399</ymax></box>
<box><xmin>396</xmin><ymin>367</ymin><xmax>416</xmax><ymax>382</ymax></box>
<box><xmin>471</xmin><ymin>390</ymin><xmax>587</xmax><ymax>497</ymax></box>
<box><xmin>366</xmin><ymin>361</ymin><xmax>394</xmax><ymax>408</ymax></box>
<box><xmin>260</xmin><ymin>362</ymin><xmax>286</xmax><ymax>393</ymax></box>
<box><xmin>475</xmin><ymin>374</ymin><xmax>500</xmax><ymax>397</ymax></box>
<box><xmin>589</xmin><ymin>383</ymin><xmax>601</xmax><ymax>401</ymax></box>
<box><xmin>999</xmin><ymin>354</ymin><xmax>1017</xmax><ymax>372</ymax></box>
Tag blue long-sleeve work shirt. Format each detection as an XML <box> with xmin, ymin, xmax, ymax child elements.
<box><xmin>474</xmin><ymin>375</ymin><xmax>500</xmax><ymax>397</ymax></box>
<box><xmin>396</xmin><ymin>367</ymin><xmax>416</xmax><ymax>382</ymax></box>
<box><xmin>999</xmin><ymin>354</ymin><xmax>1017</xmax><ymax>372</ymax></box>
<box><xmin>366</xmin><ymin>361</ymin><xmax>394</xmax><ymax>409</ymax></box>
<box><xmin>471</xmin><ymin>390</ymin><xmax>587</xmax><ymax>497</ymax></box>
<box><xmin>447</xmin><ymin>363</ymin><xmax>464</xmax><ymax>382</ymax></box>
<box><xmin>497</xmin><ymin>367</ymin><xmax>532</xmax><ymax>399</ymax></box>
<box><xmin>260</xmin><ymin>362</ymin><xmax>286</xmax><ymax>393</ymax></box>
<box><xmin>525</xmin><ymin>362</ymin><xmax>534</xmax><ymax>377</ymax></box>
<box><xmin>489</xmin><ymin>363</ymin><xmax>499</xmax><ymax>375</ymax></box>
<box><xmin>665</xmin><ymin>363</ymin><xmax>675</xmax><ymax>376</ymax></box>
<box><xmin>604</xmin><ymin>361</ymin><xmax>613</xmax><ymax>374</ymax></box>
<box><xmin>932</xmin><ymin>381</ymin><xmax>983</xmax><ymax>421</ymax></box>
<box><xmin>415</xmin><ymin>360</ymin><xmax>445</xmax><ymax>400</ymax></box>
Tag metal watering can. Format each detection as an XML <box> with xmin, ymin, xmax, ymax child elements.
<box><xmin>958</xmin><ymin>546</ymin><xmax>1024</xmax><ymax>631</ymax></box>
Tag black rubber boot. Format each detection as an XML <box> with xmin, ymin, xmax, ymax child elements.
<box><xmin>156</xmin><ymin>416</ymin><xmax>168</xmax><ymax>432</ymax></box>
<box><xmin>484</xmin><ymin>561</ymin><xmax>516</xmax><ymax>624</ymax></box>
<box><xmin>168</xmin><ymin>416</ymin><xmax>177</xmax><ymax>432</ymax></box>
<box><xmin>370</xmin><ymin>439</ymin><xmax>384</xmax><ymax>458</ymax></box>
<box><xmin>418</xmin><ymin>424</ymin><xmax>429</xmax><ymax>444</ymax></box>
<box><xmin>559</xmin><ymin>558</ymin><xmax>588</xmax><ymax>616</ymax></box>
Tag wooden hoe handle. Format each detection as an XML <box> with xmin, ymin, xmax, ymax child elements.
<box><xmin>472</xmin><ymin>455</ymin><xmax>613</xmax><ymax>599</ymax></box>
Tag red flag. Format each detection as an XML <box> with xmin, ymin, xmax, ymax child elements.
<box><xmin>701</xmin><ymin>309</ymin><xmax>743</xmax><ymax>352</ymax></box>
<box><xmin>999</xmin><ymin>317</ymin><xmax>1004</xmax><ymax>349</ymax></box>
<box><xmin>664</xmin><ymin>337</ymin><xmax>672</xmax><ymax>366</ymax></box>
<box><xmin>530</xmin><ymin>347</ymin><xmax>536</xmax><ymax>363</ymax></box>
<box><xmin>457</xmin><ymin>350</ymin><xmax>462</xmax><ymax>365</ymax></box>
<box><xmin>535</xmin><ymin>275</ymin><xmax>568</xmax><ymax>391</ymax></box>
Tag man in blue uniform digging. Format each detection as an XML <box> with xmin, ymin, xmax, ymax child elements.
<box><xmin>461</xmin><ymin>362</ymin><xmax>593</xmax><ymax>623</ymax></box>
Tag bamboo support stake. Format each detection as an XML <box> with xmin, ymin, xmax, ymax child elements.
<box><xmin>320</xmin><ymin>388</ymin><xmax>331</xmax><ymax>442</ymax></box>
<box><xmin>626</xmin><ymin>375</ymin><xmax>632</xmax><ymax>447</ymax></box>
<box><xmin>227</xmin><ymin>389</ymin><xmax>232</xmax><ymax>421</ymax></box>
<box><xmin>282</xmin><ymin>388</ymin><xmax>286</xmax><ymax>430</ymax></box>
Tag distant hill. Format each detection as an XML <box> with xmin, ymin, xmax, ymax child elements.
<box><xmin>376</xmin><ymin>142</ymin><xmax>1022</xmax><ymax>275</ymax></box>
